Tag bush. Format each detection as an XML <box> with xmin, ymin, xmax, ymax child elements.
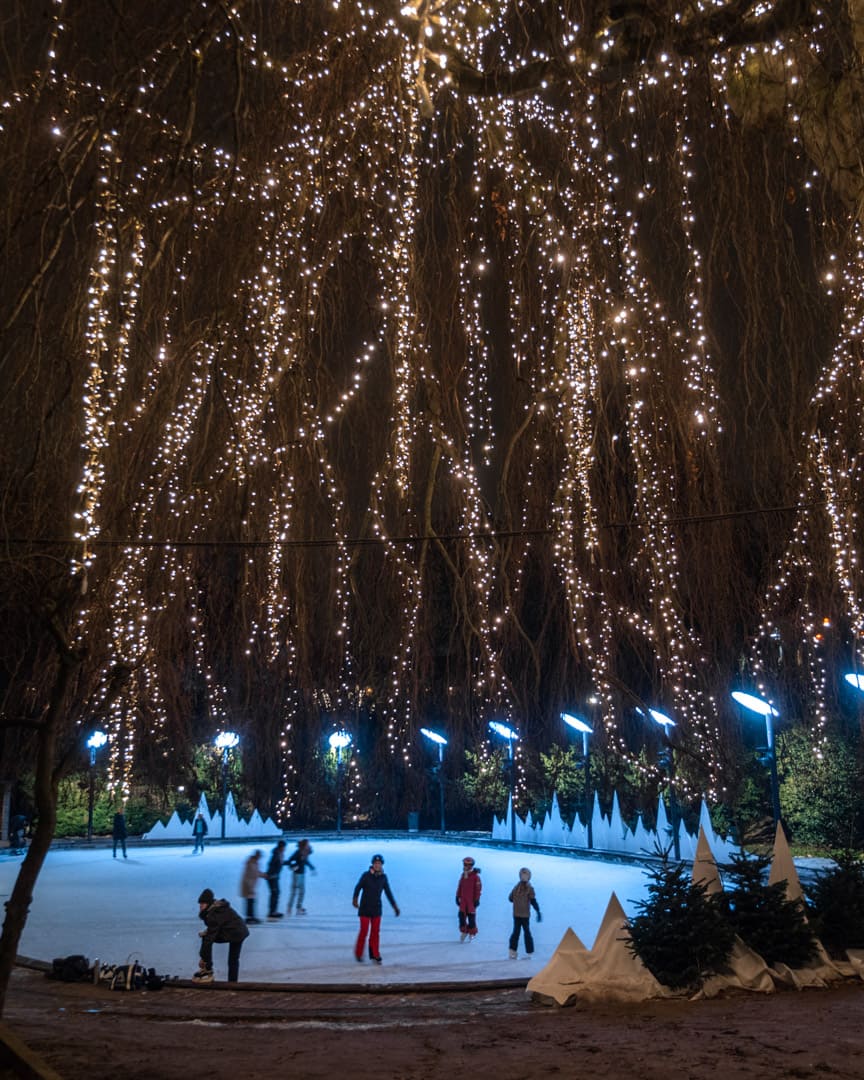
<box><xmin>627</xmin><ymin>851</ymin><xmax>736</xmax><ymax>990</ymax></box>
<box><xmin>721</xmin><ymin>849</ymin><xmax>816</xmax><ymax>967</ymax></box>
<box><xmin>777</xmin><ymin>726</ymin><xmax>864</xmax><ymax>849</ymax></box>
<box><xmin>806</xmin><ymin>852</ymin><xmax>864</xmax><ymax>957</ymax></box>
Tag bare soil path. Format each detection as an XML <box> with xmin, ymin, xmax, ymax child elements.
<box><xmin>5</xmin><ymin>966</ymin><xmax>864</xmax><ymax>1079</ymax></box>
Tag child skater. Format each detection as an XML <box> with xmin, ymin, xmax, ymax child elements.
<box><xmin>508</xmin><ymin>867</ymin><xmax>542</xmax><ymax>958</ymax></box>
<box><xmin>456</xmin><ymin>855</ymin><xmax>482</xmax><ymax>941</ymax></box>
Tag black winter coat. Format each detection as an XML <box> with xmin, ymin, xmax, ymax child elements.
<box><xmin>199</xmin><ymin>899</ymin><xmax>250</xmax><ymax>944</ymax></box>
<box><xmin>352</xmin><ymin>869</ymin><xmax>398</xmax><ymax>917</ymax></box>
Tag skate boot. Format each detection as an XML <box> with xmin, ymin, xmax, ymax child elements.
<box><xmin>509</xmin><ymin>949</ymin><xmax>517</xmax><ymax>959</ymax></box>
<box><xmin>193</xmin><ymin>967</ymin><xmax>214</xmax><ymax>983</ymax></box>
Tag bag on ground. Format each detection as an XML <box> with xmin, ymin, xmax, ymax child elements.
<box><xmin>49</xmin><ymin>955</ymin><xmax>92</xmax><ymax>982</ymax></box>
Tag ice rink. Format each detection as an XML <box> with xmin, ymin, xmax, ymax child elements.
<box><xmin>1</xmin><ymin>837</ymin><xmax>653</xmax><ymax>985</ymax></box>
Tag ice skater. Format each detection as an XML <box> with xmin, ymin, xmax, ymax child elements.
<box><xmin>112</xmin><ymin>809</ymin><xmax>127</xmax><ymax>858</ymax></box>
<box><xmin>508</xmin><ymin>867</ymin><xmax>541</xmax><ymax>958</ymax></box>
<box><xmin>8</xmin><ymin>813</ymin><xmax>27</xmax><ymax>856</ymax></box>
<box><xmin>194</xmin><ymin>888</ymin><xmax>249</xmax><ymax>983</ymax></box>
<box><xmin>239</xmin><ymin>849</ymin><xmax>266</xmax><ymax>924</ymax></box>
<box><xmin>266</xmin><ymin>839</ymin><xmax>287</xmax><ymax>918</ymax></box>
<box><xmin>352</xmin><ymin>853</ymin><xmax>400</xmax><ymax>963</ymax></box>
<box><xmin>286</xmin><ymin>838</ymin><xmax>315</xmax><ymax>914</ymax></box>
<box><xmin>456</xmin><ymin>855</ymin><xmax>482</xmax><ymax>941</ymax></box>
<box><xmin>192</xmin><ymin>813</ymin><xmax>208</xmax><ymax>854</ymax></box>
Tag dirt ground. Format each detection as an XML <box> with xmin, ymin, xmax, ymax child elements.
<box><xmin>6</xmin><ymin>964</ymin><xmax>864</xmax><ymax>1079</ymax></box>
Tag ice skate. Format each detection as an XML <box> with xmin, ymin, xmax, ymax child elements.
<box><xmin>509</xmin><ymin>949</ymin><xmax>517</xmax><ymax>959</ymax></box>
<box><xmin>193</xmin><ymin>961</ymin><xmax>214</xmax><ymax>982</ymax></box>
<box><xmin>460</xmin><ymin>932</ymin><xmax>467</xmax><ymax>942</ymax></box>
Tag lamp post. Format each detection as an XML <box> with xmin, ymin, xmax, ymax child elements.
<box><xmin>214</xmin><ymin>731</ymin><xmax>240</xmax><ymax>840</ymax></box>
<box><xmin>732</xmin><ymin>690</ymin><xmax>781</xmax><ymax>827</ymax></box>
<box><xmin>420</xmin><ymin>727</ymin><xmax>448</xmax><ymax>834</ymax></box>
<box><xmin>329</xmin><ymin>730</ymin><xmax>352</xmax><ymax>834</ymax></box>
<box><xmin>562</xmin><ymin>712</ymin><xmax>593</xmax><ymax>850</ymax></box>
<box><xmin>489</xmin><ymin>720</ymin><xmax>519</xmax><ymax>843</ymax></box>
<box><xmin>642</xmin><ymin>708</ymin><xmax>680</xmax><ymax>860</ymax></box>
<box><xmin>86</xmin><ymin>730</ymin><xmax>108</xmax><ymax>841</ymax></box>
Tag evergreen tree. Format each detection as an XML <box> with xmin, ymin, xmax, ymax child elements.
<box><xmin>722</xmin><ymin>850</ymin><xmax>816</xmax><ymax>967</ymax></box>
<box><xmin>627</xmin><ymin>852</ymin><xmax>736</xmax><ymax>991</ymax></box>
<box><xmin>806</xmin><ymin>852</ymin><xmax>864</xmax><ymax>957</ymax></box>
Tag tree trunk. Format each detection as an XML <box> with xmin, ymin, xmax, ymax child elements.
<box><xmin>0</xmin><ymin>657</ymin><xmax>73</xmax><ymax>1017</ymax></box>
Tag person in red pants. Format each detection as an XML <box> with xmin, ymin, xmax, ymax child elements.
<box><xmin>456</xmin><ymin>855</ymin><xmax>482</xmax><ymax>941</ymax></box>
<box><xmin>352</xmin><ymin>854</ymin><xmax>400</xmax><ymax>963</ymax></box>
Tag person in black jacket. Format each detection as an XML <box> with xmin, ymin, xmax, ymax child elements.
<box><xmin>352</xmin><ymin>853</ymin><xmax>400</xmax><ymax>963</ymax></box>
<box><xmin>266</xmin><ymin>839</ymin><xmax>287</xmax><ymax>918</ymax></box>
<box><xmin>112</xmin><ymin>810</ymin><xmax>127</xmax><ymax>859</ymax></box>
<box><xmin>192</xmin><ymin>813</ymin><xmax>208</xmax><ymax>854</ymax></box>
<box><xmin>194</xmin><ymin>888</ymin><xmax>249</xmax><ymax>982</ymax></box>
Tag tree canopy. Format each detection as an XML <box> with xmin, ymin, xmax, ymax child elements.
<box><xmin>2</xmin><ymin>0</ymin><xmax>864</xmax><ymax>821</ymax></box>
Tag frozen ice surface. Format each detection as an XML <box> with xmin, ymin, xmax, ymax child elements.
<box><xmin>1</xmin><ymin>838</ymin><xmax>653</xmax><ymax>985</ymax></box>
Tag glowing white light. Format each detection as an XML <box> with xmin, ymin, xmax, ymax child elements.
<box><xmin>731</xmin><ymin>691</ymin><xmax>779</xmax><ymax>717</ymax></box>
<box><xmin>561</xmin><ymin>712</ymin><xmax>593</xmax><ymax>734</ymax></box>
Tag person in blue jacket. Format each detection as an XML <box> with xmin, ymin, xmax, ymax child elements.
<box><xmin>352</xmin><ymin>853</ymin><xmax>400</xmax><ymax>963</ymax></box>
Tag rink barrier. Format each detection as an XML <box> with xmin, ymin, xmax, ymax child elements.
<box><xmin>14</xmin><ymin>953</ymin><xmax>527</xmax><ymax>995</ymax></box>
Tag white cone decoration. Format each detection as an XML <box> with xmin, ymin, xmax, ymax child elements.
<box><xmin>530</xmin><ymin>892</ymin><xmax>671</xmax><ymax>1004</ymax></box>
<box><xmin>688</xmin><ymin>829</ymin><xmax>774</xmax><ymax>997</ymax></box>
<box><xmin>843</xmin><ymin>949</ymin><xmax>864</xmax><ymax>980</ymax></box>
<box><xmin>588</xmin><ymin>892</ymin><xmax>672</xmax><ymax>1000</ymax></box>
<box><xmin>767</xmin><ymin>821</ymin><xmax>804</xmax><ymax>901</ymax></box>
<box><xmin>527</xmin><ymin>928</ymin><xmax>591</xmax><ymax>1006</ymax></box>
<box><xmin>767</xmin><ymin>821</ymin><xmax>842</xmax><ymax>986</ymax></box>
<box><xmin>691</xmin><ymin>826</ymin><xmax>723</xmax><ymax>895</ymax></box>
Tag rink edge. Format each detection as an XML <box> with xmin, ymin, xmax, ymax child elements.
<box><xmin>15</xmin><ymin>954</ymin><xmax>528</xmax><ymax>994</ymax></box>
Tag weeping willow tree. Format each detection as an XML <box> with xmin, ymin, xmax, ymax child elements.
<box><xmin>1</xmin><ymin>0</ymin><xmax>864</xmax><ymax>1011</ymax></box>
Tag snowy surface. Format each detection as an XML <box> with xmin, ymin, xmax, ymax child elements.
<box><xmin>0</xmin><ymin>838</ymin><xmax>654</xmax><ymax>985</ymax></box>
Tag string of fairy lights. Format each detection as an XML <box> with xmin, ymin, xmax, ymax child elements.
<box><xmin>12</xmin><ymin>0</ymin><xmax>859</xmax><ymax>813</ymax></box>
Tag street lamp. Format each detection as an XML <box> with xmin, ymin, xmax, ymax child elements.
<box><xmin>640</xmin><ymin>707</ymin><xmax>680</xmax><ymax>859</ymax></box>
<box><xmin>214</xmin><ymin>731</ymin><xmax>240</xmax><ymax>840</ymax></box>
<box><xmin>562</xmin><ymin>713</ymin><xmax>594</xmax><ymax>850</ymax></box>
<box><xmin>489</xmin><ymin>720</ymin><xmax>519</xmax><ymax>843</ymax></box>
<box><xmin>844</xmin><ymin>672</ymin><xmax>864</xmax><ymax>695</ymax></box>
<box><xmin>420</xmin><ymin>728</ymin><xmax>448</xmax><ymax>834</ymax></box>
<box><xmin>731</xmin><ymin>690</ymin><xmax>781</xmax><ymax>827</ymax></box>
<box><xmin>86</xmin><ymin>730</ymin><xmax>108</xmax><ymax>841</ymax></box>
<box><xmin>329</xmin><ymin>730</ymin><xmax>352</xmax><ymax>834</ymax></box>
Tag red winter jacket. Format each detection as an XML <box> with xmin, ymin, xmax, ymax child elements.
<box><xmin>456</xmin><ymin>869</ymin><xmax>482</xmax><ymax>913</ymax></box>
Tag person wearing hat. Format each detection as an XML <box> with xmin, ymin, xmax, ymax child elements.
<box><xmin>456</xmin><ymin>855</ymin><xmax>482</xmax><ymax>941</ymax></box>
<box><xmin>351</xmin><ymin>853</ymin><xmax>400</xmax><ymax>963</ymax></box>
<box><xmin>239</xmin><ymin>849</ymin><xmax>266</xmax><ymax>924</ymax></box>
<box><xmin>507</xmin><ymin>867</ymin><xmax>542</xmax><ymax>958</ymax></box>
<box><xmin>194</xmin><ymin>888</ymin><xmax>249</xmax><ymax>982</ymax></box>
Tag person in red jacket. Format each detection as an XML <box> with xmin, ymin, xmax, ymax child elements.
<box><xmin>456</xmin><ymin>855</ymin><xmax>482</xmax><ymax>941</ymax></box>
